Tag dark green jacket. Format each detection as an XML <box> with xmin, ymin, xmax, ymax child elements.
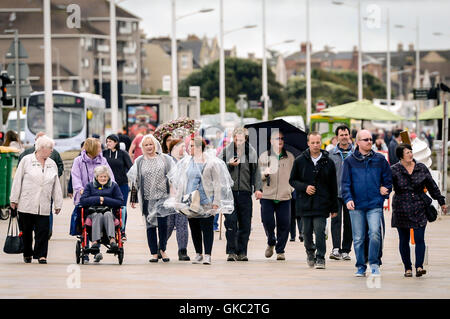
<box><xmin>18</xmin><ymin>146</ymin><xmax>64</xmax><ymax>177</ymax></box>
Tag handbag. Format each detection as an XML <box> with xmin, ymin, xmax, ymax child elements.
<box><xmin>181</xmin><ymin>190</ymin><xmax>201</xmax><ymax>214</ymax></box>
<box><xmin>425</xmin><ymin>204</ymin><xmax>438</xmax><ymax>222</ymax></box>
<box><xmin>3</xmin><ymin>209</ymin><xmax>24</xmax><ymax>254</ymax></box>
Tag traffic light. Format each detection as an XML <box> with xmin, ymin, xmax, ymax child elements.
<box><xmin>257</xmin><ymin>100</ymin><xmax>265</xmax><ymax>108</ymax></box>
<box><xmin>0</xmin><ymin>72</ymin><xmax>13</xmax><ymax>106</ymax></box>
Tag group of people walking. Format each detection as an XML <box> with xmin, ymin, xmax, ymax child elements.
<box><xmin>8</xmin><ymin>123</ymin><xmax>447</xmax><ymax>278</ymax></box>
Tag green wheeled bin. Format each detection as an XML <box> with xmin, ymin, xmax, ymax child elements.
<box><xmin>0</xmin><ymin>147</ymin><xmax>19</xmax><ymax>220</ymax></box>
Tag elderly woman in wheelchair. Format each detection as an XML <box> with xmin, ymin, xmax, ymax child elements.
<box><xmin>80</xmin><ymin>165</ymin><xmax>123</xmax><ymax>258</ymax></box>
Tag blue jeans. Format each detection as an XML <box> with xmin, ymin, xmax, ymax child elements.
<box><xmin>349</xmin><ymin>207</ymin><xmax>383</xmax><ymax>270</ymax></box>
<box><xmin>119</xmin><ymin>184</ymin><xmax>129</xmax><ymax>233</ymax></box>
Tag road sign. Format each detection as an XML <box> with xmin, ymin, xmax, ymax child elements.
<box><xmin>189</xmin><ymin>86</ymin><xmax>200</xmax><ymax>97</ymax></box>
<box><xmin>5</xmin><ymin>40</ymin><xmax>29</xmax><ymax>59</ymax></box>
<box><xmin>162</xmin><ymin>75</ymin><xmax>171</xmax><ymax>92</ymax></box>
<box><xmin>6</xmin><ymin>62</ymin><xmax>30</xmax><ymax>79</ymax></box>
<box><xmin>413</xmin><ymin>88</ymin><xmax>428</xmax><ymax>100</ymax></box>
<box><xmin>6</xmin><ymin>83</ymin><xmax>32</xmax><ymax>98</ymax></box>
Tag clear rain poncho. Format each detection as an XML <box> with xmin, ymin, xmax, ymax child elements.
<box><xmin>164</xmin><ymin>151</ymin><xmax>234</xmax><ymax>218</ymax></box>
<box><xmin>127</xmin><ymin>134</ymin><xmax>178</xmax><ymax>228</ymax></box>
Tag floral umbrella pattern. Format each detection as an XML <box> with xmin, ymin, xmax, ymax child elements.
<box><xmin>153</xmin><ymin>117</ymin><xmax>200</xmax><ymax>143</ymax></box>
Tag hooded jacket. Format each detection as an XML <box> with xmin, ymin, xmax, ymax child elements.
<box><xmin>218</xmin><ymin>141</ymin><xmax>262</xmax><ymax>193</ymax></box>
<box><xmin>341</xmin><ymin>147</ymin><xmax>392</xmax><ymax>211</ymax></box>
<box><xmin>258</xmin><ymin>148</ymin><xmax>295</xmax><ymax>201</ymax></box>
<box><xmin>329</xmin><ymin>143</ymin><xmax>355</xmax><ymax>198</ymax></box>
<box><xmin>71</xmin><ymin>150</ymin><xmax>115</xmax><ymax>205</ymax></box>
<box><xmin>289</xmin><ymin>149</ymin><xmax>338</xmax><ymax>217</ymax></box>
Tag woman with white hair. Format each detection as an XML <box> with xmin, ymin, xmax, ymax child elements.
<box><xmin>127</xmin><ymin>134</ymin><xmax>176</xmax><ymax>263</ymax></box>
<box><xmin>10</xmin><ymin>135</ymin><xmax>63</xmax><ymax>264</ymax></box>
<box><xmin>80</xmin><ymin>165</ymin><xmax>123</xmax><ymax>258</ymax></box>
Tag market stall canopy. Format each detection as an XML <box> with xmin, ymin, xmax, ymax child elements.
<box><xmin>418</xmin><ymin>104</ymin><xmax>444</xmax><ymax>120</ymax></box>
<box><xmin>320</xmin><ymin>99</ymin><xmax>404</xmax><ymax>121</ymax></box>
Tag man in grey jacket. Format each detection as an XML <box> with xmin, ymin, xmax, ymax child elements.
<box><xmin>329</xmin><ymin>125</ymin><xmax>354</xmax><ymax>261</ymax></box>
<box><xmin>219</xmin><ymin>128</ymin><xmax>263</xmax><ymax>261</ymax></box>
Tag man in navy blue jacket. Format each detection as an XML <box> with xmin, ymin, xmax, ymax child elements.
<box><xmin>341</xmin><ymin>129</ymin><xmax>392</xmax><ymax>278</ymax></box>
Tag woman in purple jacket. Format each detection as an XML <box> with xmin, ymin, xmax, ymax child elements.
<box><xmin>70</xmin><ymin>138</ymin><xmax>114</xmax><ymax>262</ymax></box>
<box><xmin>71</xmin><ymin>138</ymin><xmax>115</xmax><ymax>206</ymax></box>
<box><xmin>80</xmin><ymin>165</ymin><xmax>123</xmax><ymax>255</ymax></box>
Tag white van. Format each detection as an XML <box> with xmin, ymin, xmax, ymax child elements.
<box><xmin>5</xmin><ymin>111</ymin><xmax>26</xmax><ymax>142</ymax></box>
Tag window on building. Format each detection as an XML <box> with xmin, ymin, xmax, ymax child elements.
<box><xmin>181</xmin><ymin>54</ymin><xmax>189</xmax><ymax>69</ymax></box>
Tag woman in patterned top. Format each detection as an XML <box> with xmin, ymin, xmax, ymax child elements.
<box><xmin>391</xmin><ymin>143</ymin><xmax>447</xmax><ymax>278</ymax></box>
<box><xmin>127</xmin><ymin>134</ymin><xmax>176</xmax><ymax>263</ymax></box>
<box><xmin>166</xmin><ymin>136</ymin><xmax>234</xmax><ymax>265</ymax></box>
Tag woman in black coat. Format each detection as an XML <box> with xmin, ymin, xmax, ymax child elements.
<box><xmin>391</xmin><ymin>143</ymin><xmax>447</xmax><ymax>278</ymax></box>
<box><xmin>103</xmin><ymin>134</ymin><xmax>133</xmax><ymax>240</ymax></box>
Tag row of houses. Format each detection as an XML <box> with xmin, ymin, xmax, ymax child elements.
<box><xmin>1</xmin><ymin>0</ymin><xmax>449</xmax><ymax>107</ymax></box>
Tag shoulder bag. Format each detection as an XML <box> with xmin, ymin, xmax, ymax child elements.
<box><xmin>3</xmin><ymin>208</ymin><xmax>24</xmax><ymax>254</ymax></box>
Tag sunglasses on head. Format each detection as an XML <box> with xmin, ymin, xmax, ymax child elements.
<box><xmin>360</xmin><ymin>138</ymin><xmax>373</xmax><ymax>142</ymax></box>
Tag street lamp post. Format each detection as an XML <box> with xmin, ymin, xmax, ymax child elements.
<box><xmin>110</xmin><ymin>0</ymin><xmax>119</xmax><ymax>134</ymax></box>
<box><xmin>172</xmin><ymin>2</ymin><xmax>214</xmax><ymax>120</ymax></box>
<box><xmin>43</xmin><ymin>0</ymin><xmax>53</xmax><ymax>138</ymax></box>
<box><xmin>219</xmin><ymin>0</ymin><xmax>256</xmax><ymax>126</ymax></box>
<box><xmin>306</xmin><ymin>0</ymin><xmax>311</xmax><ymax>129</ymax></box>
<box><xmin>395</xmin><ymin>18</ymin><xmax>421</xmax><ymax>132</ymax></box>
<box><xmin>262</xmin><ymin>0</ymin><xmax>268</xmax><ymax>121</ymax></box>
<box><xmin>332</xmin><ymin>0</ymin><xmax>363</xmax><ymax>100</ymax></box>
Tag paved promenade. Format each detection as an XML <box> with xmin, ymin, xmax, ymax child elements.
<box><xmin>1</xmin><ymin>197</ymin><xmax>450</xmax><ymax>299</ymax></box>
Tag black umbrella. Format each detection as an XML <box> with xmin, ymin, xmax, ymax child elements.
<box><xmin>244</xmin><ymin>119</ymin><xmax>308</xmax><ymax>158</ymax></box>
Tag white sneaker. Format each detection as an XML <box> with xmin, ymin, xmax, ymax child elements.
<box><xmin>192</xmin><ymin>254</ymin><xmax>203</xmax><ymax>264</ymax></box>
<box><xmin>341</xmin><ymin>252</ymin><xmax>351</xmax><ymax>260</ymax></box>
<box><xmin>329</xmin><ymin>248</ymin><xmax>342</xmax><ymax>260</ymax></box>
<box><xmin>203</xmin><ymin>255</ymin><xmax>211</xmax><ymax>265</ymax></box>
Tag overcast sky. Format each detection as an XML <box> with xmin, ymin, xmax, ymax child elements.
<box><xmin>120</xmin><ymin>0</ymin><xmax>450</xmax><ymax>58</ymax></box>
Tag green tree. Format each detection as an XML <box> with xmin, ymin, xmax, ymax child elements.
<box><xmin>179</xmin><ymin>57</ymin><xmax>286</xmax><ymax>113</ymax></box>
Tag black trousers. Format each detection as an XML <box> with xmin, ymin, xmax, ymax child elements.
<box><xmin>302</xmin><ymin>215</ymin><xmax>327</xmax><ymax>260</ymax></box>
<box><xmin>19</xmin><ymin>212</ymin><xmax>50</xmax><ymax>259</ymax></box>
<box><xmin>290</xmin><ymin>198</ymin><xmax>302</xmax><ymax>239</ymax></box>
<box><xmin>330</xmin><ymin>198</ymin><xmax>353</xmax><ymax>253</ymax></box>
<box><xmin>188</xmin><ymin>216</ymin><xmax>214</xmax><ymax>255</ymax></box>
<box><xmin>224</xmin><ymin>191</ymin><xmax>253</xmax><ymax>255</ymax></box>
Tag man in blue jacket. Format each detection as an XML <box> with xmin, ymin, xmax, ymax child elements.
<box><xmin>341</xmin><ymin>129</ymin><xmax>392</xmax><ymax>277</ymax></box>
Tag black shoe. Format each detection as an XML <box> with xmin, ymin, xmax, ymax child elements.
<box><xmin>90</xmin><ymin>243</ymin><xmax>100</xmax><ymax>254</ymax></box>
<box><xmin>307</xmin><ymin>253</ymin><xmax>316</xmax><ymax>268</ymax></box>
<box><xmin>110</xmin><ymin>242</ymin><xmax>118</xmax><ymax>253</ymax></box>
<box><xmin>299</xmin><ymin>234</ymin><xmax>304</xmax><ymax>242</ymax></box>
<box><xmin>237</xmin><ymin>254</ymin><xmax>248</xmax><ymax>261</ymax></box>
<box><xmin>23</xmin><ymin>256</ymin><xmax>32</xmax><ymax>263</ymax></box>
<box><xmin>290</xmin><ymin>238</ymin><xmax>295</xmax><ymax>242</ymax></box>
<box><xmin>38</xmin><ymin>258</ymin><xmax>47</xmax><ymax>264</ymax></box>
<box><xmin>227</xmin><ymin>253</ymin><xmax>237</xmax><ymax>261</ymax></box>
<box><xmin>149</xmin><ymin>258</ymin><xmax>158</xmax><ymax>263</ymax></box>
<box><xmin>416</xmin><ymin>268</ymin><xmax>427</xmax><ymax>277</ymax></box>
<box><xmin>178</xmin><ymin>249</ymin><xmax>190</xmax><ymax>261</ymax></box>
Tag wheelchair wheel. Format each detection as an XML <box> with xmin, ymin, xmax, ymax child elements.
<box><xmin>118</xmin><ymin>248</ymin><xmax>124</xmax><ymax>265</ymax></box>
<box><xmin>0</xmin><ymin>208</ymin><xmax>10</xmax><ymax>220</ymax></box>
<box><xmin>76</xmin><ymin>241</ymin><xmax>81</xmax><ymax>264</ymax></box>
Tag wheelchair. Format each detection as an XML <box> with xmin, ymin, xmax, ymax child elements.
<box><xmin>75</xmin><ymin>206</ymin><xmax>124</xmax><ymax>265</ymax></box>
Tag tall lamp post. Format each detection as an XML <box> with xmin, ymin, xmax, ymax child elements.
<box><xmin>263</xmin><ymin>39</ymin><xmax>295</xmax><ymax>122</ymax></box>
<box><xmin>395</xmin><ymin>18</ymin><xmax>421</xmax><ymax>132</ymax></box>
<box><xmin>43</xmin><ymin>0</ymin><xmax>53</xmax><ymax>138</ymax></box>
<box><xmin>332</xmin><ymin>0</ymin><xmax>363</xmax><ymax>100</ymax></box>
<box><xmin>306</xmin><ymin>0</ymin><xmax>311</xmax><ymax>129</ymax></box>
<box><xmin>172</xmin><ymin>1</ymin><xmax>214</xmax><ymax>120</ymax></box>
<box><xmin>364</xmin><ymin>8</ymin><xmax>391</xmax><ymax>107</ymax></box>
<box><xmin>219</xmin><ymin>0</ymin><xmax>256</xmax><ymax>126</ymax></box>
